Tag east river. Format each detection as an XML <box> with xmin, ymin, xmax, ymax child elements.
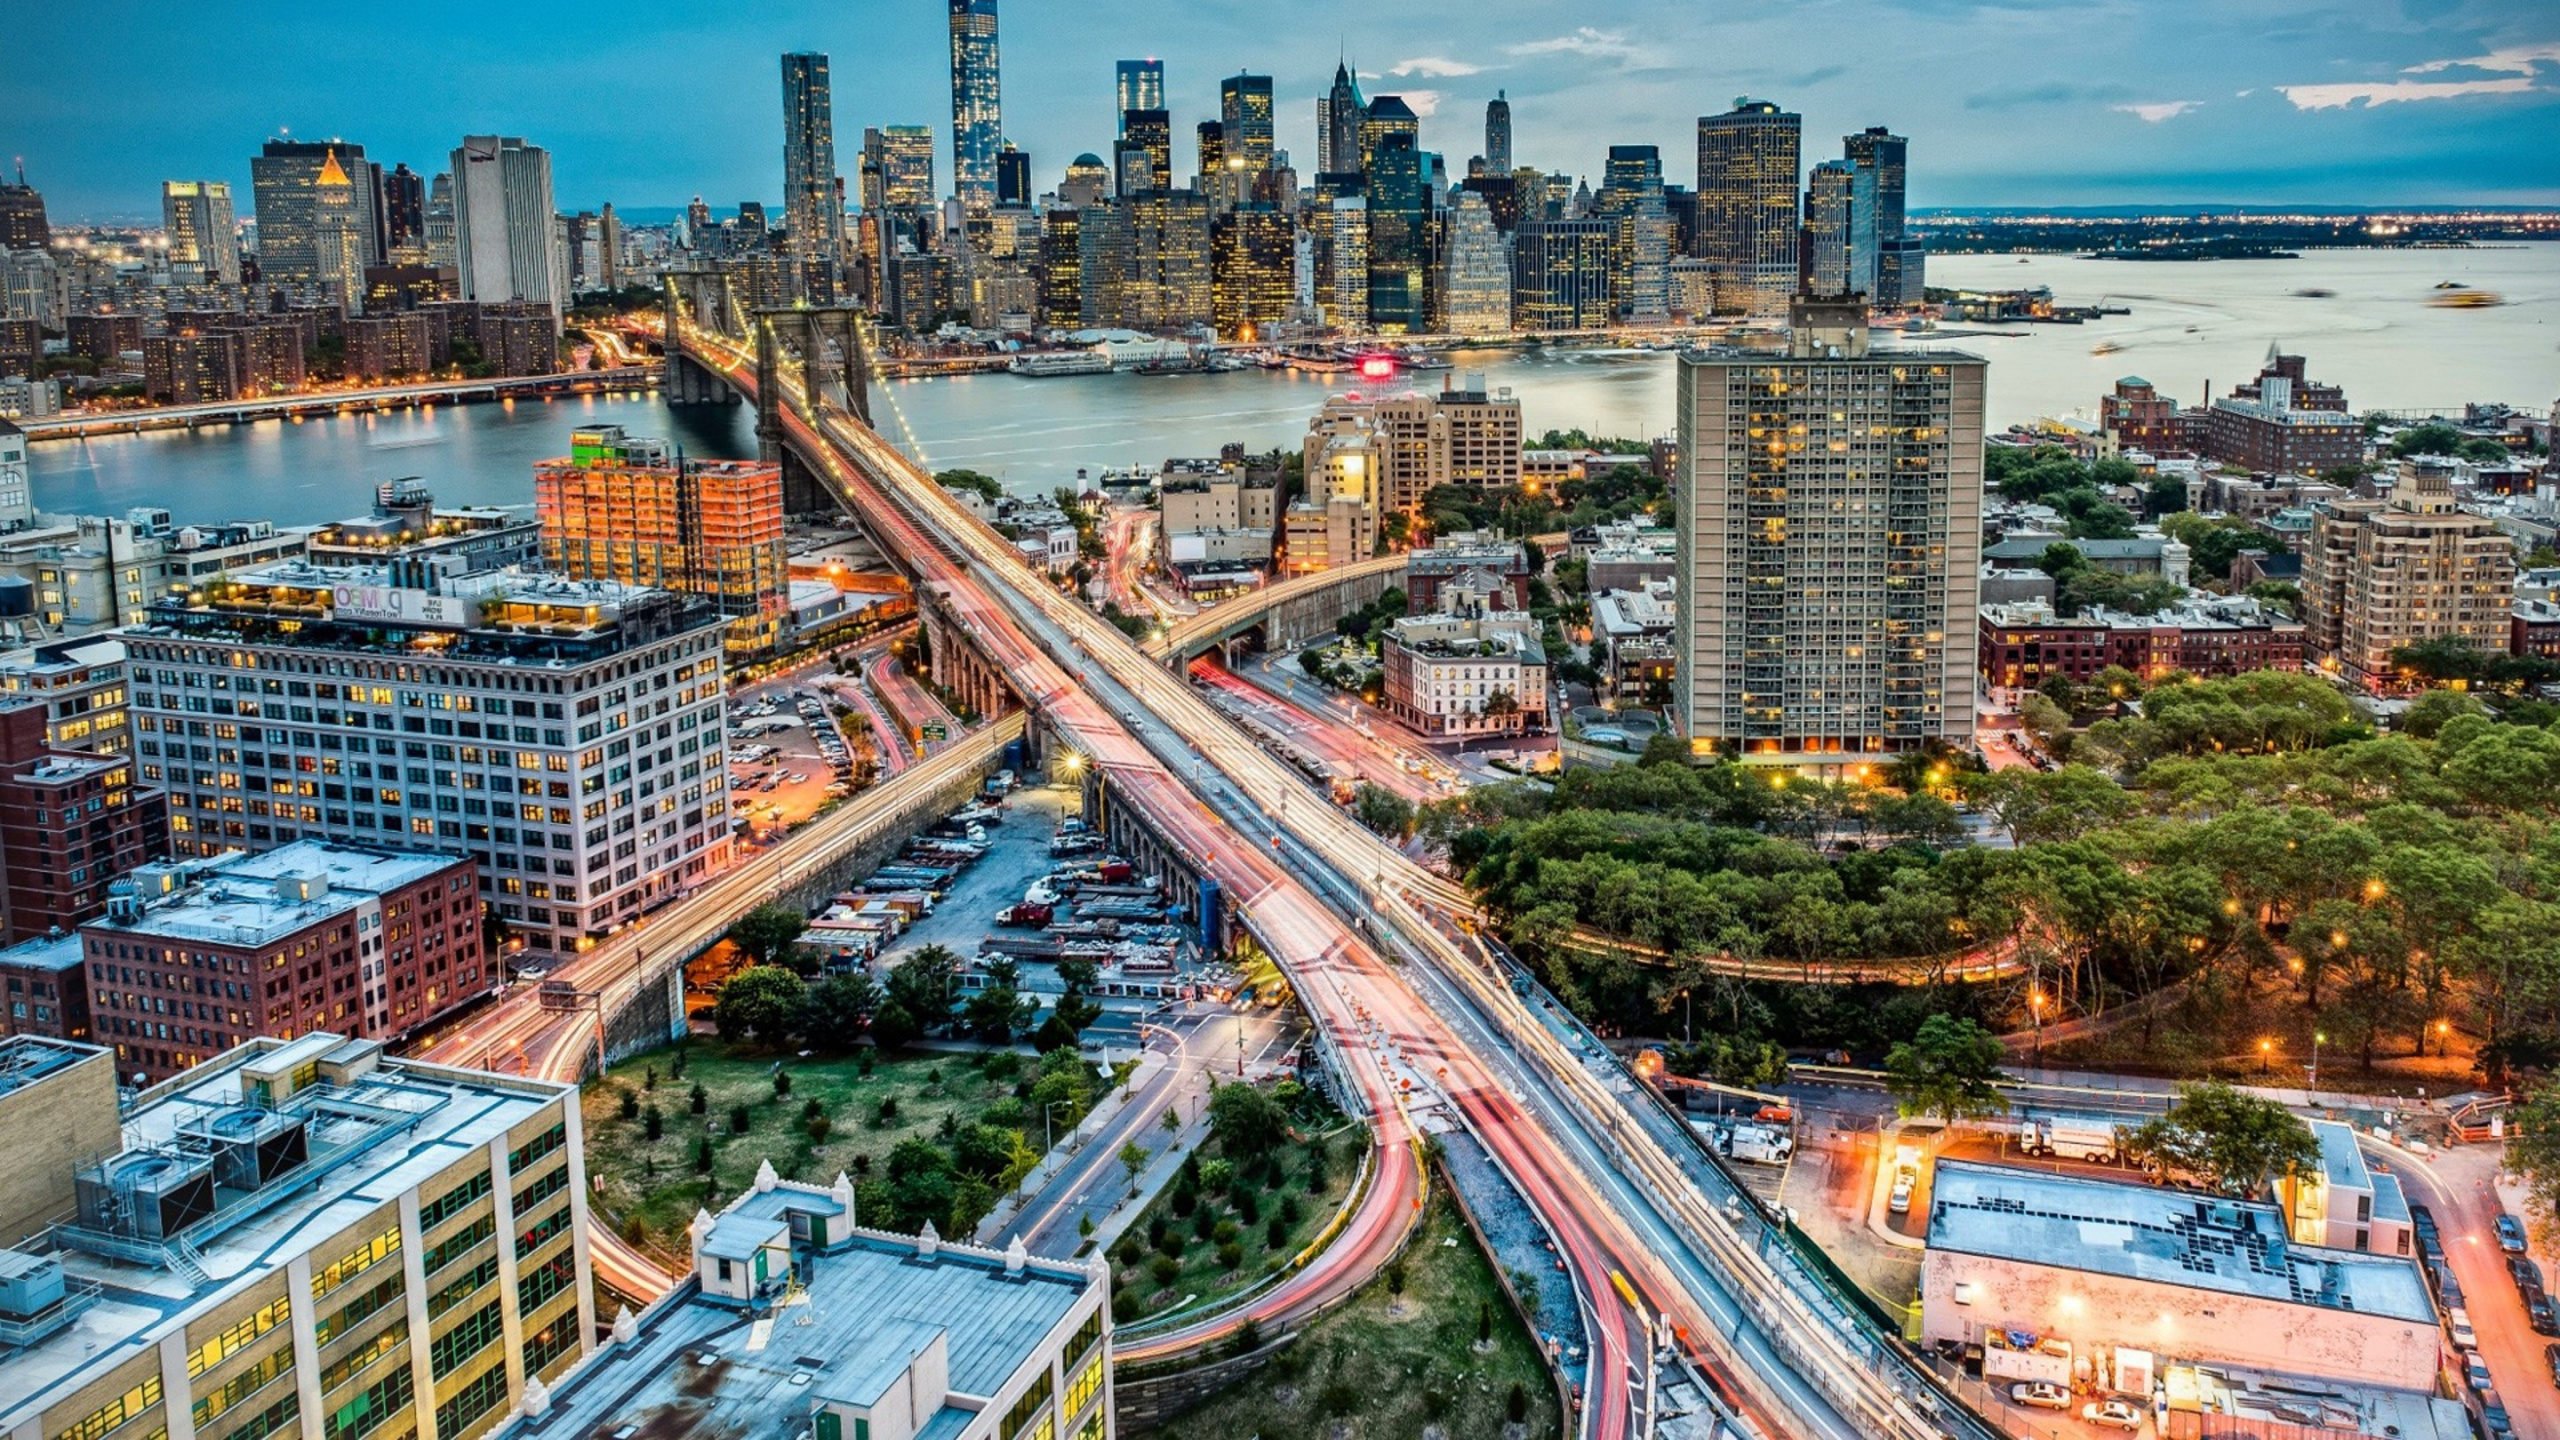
<box><xmin>29</xmin><ymin>244</ymin><xmax>2558</xmax><ymax>525</ymax></box>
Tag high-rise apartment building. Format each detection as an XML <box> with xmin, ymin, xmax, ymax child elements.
<box><xmin>251</xmin><ymin>141</ymin><xmax>382</xmax><ymax>306</ymax></box>
<box><xmin>1696</xmin><ymin>99</ymin><xmax>1801</xmax><ymax>317</ymax></box>
<box><xmin>1323</xmin><ymin>197</ymin><xmax>1369</xmax><ymax>331</ymax></box>
<box><xmin>947</xmin><ymin>0</ymin><xmax>1004</xmax><ymax>209</ymax></box>
<box><xmin>1220</xmin><ymin>73</ymin><xmax>1276</xmax><ymax>172</ymax></box>
<box><xmin>1675</xmin><ymin>297</ymin><xmax>1985</xmax><ymax>762</ymax></box>
<box><xmin>1801</xmin><ymin>160</ymin><xmax>1853</xmax><ymax>295</ymax></box>
<box><xmin>1440</xmin><ymin>191</ymin><xmax>1511</xmax><ymax>335</ymax></box>
<box><xmin>450</xmin><ymin>135</ymin><xmax>565</xmax><ymax>321</ymax></box>
<box><xmin>161</xmin><ymin>180</ymin><xmax>241</xmax><ymax>284</ymax></box>
<box><xmin>1512</xmin><ymin>219</ymin><xmax>1612</xmax><ymax>331</ymax></box>
<box><xmin>1117</xmin><ymin>58</ymin><xmax>1165</xmax><ymax>121</ymax></box>
<box><xmin>2303</xmin><ymin>463</ymin><xmax>2517</xmax><ymax>690</ymax></box>
<box><xmin>782</xmin><ymin>52</ymin><xmax>846</xmax><ymax>266</ymax></box>
<box><xmin>2201</xmin><ymin>348</ymin><xmax>2362</xmax><ymax>475</ymax></box>
<box><xmin>1844</xmin><ymin>127</ymin><xmax>1920</xmax><ymax>306</ymax></box>
<box><xmin>0</xmin><ymin>1032</ymin><xmax>593</xmax><ymax>1440</ymax></box>
<box><xmin>1485</xmin><ymin>91</ymin><xmax>1513</xmax><ymax>175</ymax></box>
<box><xmin>127</xmin><ymin>562</ymin><xmax>731</xmax><ymax>953</ymax></box>
<box><xmin>534</xmin><ymin>425</ymin><xmax>788</xmax><ymax>640</ymax></box>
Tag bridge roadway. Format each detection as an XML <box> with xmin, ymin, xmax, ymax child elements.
<box><xmin>16</xmin><ymin>368</ymin><xmax>662</xmax><ymax>440</ymax></box>
<box><xmin>683</xmin><ymin>318</ymin><xmax>1996</xmax><ymax>1440</ymax></box>
<box><xmin>409</xmin><ymin>716</ymin><xmax>1023</xmax><ymax>1300</ymax></box>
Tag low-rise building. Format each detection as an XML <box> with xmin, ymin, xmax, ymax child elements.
<box><xmin>2274</xmin><ymin>1119</ymin><xmax>2414</xmax><ymax>1259</ymax></box>
<box><xmin>0</xmin><ymin>634</ymin><xmax>131</xmax><ymax>752</ymax></box>
<box><xmin>1977</xmin><ymin>596</ymin><xmax>2304</xmax><ymax>692</ymax></box>
<box><xmin>1406</xmin><ymin>532</ymin><xmax>1531</xmax><ymax>612</ymax></box>
<box><xmin>0</xmin><ymin>698</ymin><xmax>167</xmax><ymax>944</ymax></box>
<box><xmin>2158</xmin><ymin>1361</ymin><xmax>2469</xmax><ymax>1440</ymax></box>
<box><xmin>1591</xmin><ymin>580</ymin><xmax>1676</xmax><ymax>703</ymax></box>
<box><xmin>1920</xmin><ymin>1159</ymin><xmax>2440</xmax><ymax>1393</ymax></box>
<box><xmin>2201</xmin><ymin>349</ymin><xmax>2362</xmax><ymax>477</ymax></box>
<box><xmin>79</xmin><ymin>840</ymin><xmax>481</xmax><ymax>1081</ymax></box>
<box><xmin>494</xmin><ymin>1167</ymin><xmax>1114</xmax><ymax>1440</ymax></box>
<box><xmin>2514</xmin><ymin>597</ymin><xmax>2560</xmax><ymax>660</ymax></box>
<box><xmin>1379</xmin><ymin>603</ymin><xmax>1548</xmax><ymax>737</ymax></box>
<box><xmin>2099</xmin><ymin>374</ymin><xmax>2186</xmax><ymax>457</ymax></box>
<box><xmin>0</xmin><ymin>930</ymin><xmax>87</xmax><ymax>1040</ymax></box>
<box><xmin>306</xmin><ymin>479</ymin><xmax>543</xmax><ymax>580</ymax></box>
<box><xmin>1981</xmin><ymin>534</ymin><xmax>2192</xmax><ymax>586</ymax></box>
<box><xmin>0</xmin><ymin>1032</ymin><xmax>593</xmax><ymax>1440</ymax></box>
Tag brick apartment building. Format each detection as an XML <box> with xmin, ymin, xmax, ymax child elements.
<box><xmin>0</xmin><ymin>699</ymin><xmax>168</xmax><ymax>944</ymax></box>
<box><xmin>77</xmin><ymin>840</ymin><xmax>482</xmax><ymax>1079</ymax></box>
<box><xmin>1979</xmin><ymin>597</ymin><xmax>2305</xmax><ymax>693</ymax></box>
<box><xmin>2098</xmin><ymin>375</ymin><xmax>2186</xmax><ymax>457</ymax></box>
<box><xmin>2201</xmin><ymin>349</ymin><xmax>2362</xmax><ymax>477</ymax></box>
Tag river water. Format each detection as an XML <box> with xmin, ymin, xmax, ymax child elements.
<box><xmin>29</xmin><ymin>244</ymin><xmax>2558</xmax><ymax>524</ymax></box>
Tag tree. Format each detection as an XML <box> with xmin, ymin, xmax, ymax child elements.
<box><xmin>1883</xmin><ymin>1014</ymin><xmax>2010</xmax><ymax>1124</ymax></box>
<box><xmin>886</xmin><ymin>946</ymin><xmax>961</xmax><ymax>1036</ymax></box>
<box><xmin>2510</xmin><ymin>1083</ymin><xmax>2560</xmax><ymax>1243</ymax></box>
<box><xmin>2120</xmin><ymin>1082</ymin><xmax>2319</xmax><ymax>1196</ymax></box>
<box><xmin>1208</xmin><ymin>1081</ymin><xmax>1289</xmax><ymax>1162</ymax></box>
<box><xmin>801</xmin><ymin>972</ymin><xmax>882</xmax><ymax>1047</ymax></box>
<box><xmin>934</xmin><ymin>468</ymin><xmax>1005</xmax><ymax>503</ymax></box>
<box><xmin>727</xmin><ymin>904</ymin><xmax>808</xmax><ymax>967</ymax></box>
<box><xmin>1119</xmin><ymin>1140</ymin><xmax>1151</xmax><ymax>1182</ymax></box>
<box><xmin>1353</xmin><ymin>782</ymin><xmax>1416</xmax><ymax>840</ymax></box>
<box><xmin>715</xmin><ymin>966</ymin><xmax>807</xmax><ymax>1048</ymax></box>
<box><xmin>964</xmin><ymin>957</ymin><xmax>1035</xmax><ymax>1044</ymax></box>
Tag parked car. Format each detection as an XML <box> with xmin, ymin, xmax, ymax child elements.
<box><xmin>1888</xmin><ymin>1170</ymin><xmax>1916</xmax><ymax>1215</ymax></box>
<box><xmin>2008</xmin><ymin>1382</ymin><xmax>2070</xmax><ymax>1412</ymax></box>
<box><xmin>2529</xmin><ymin>1287</ymin><xmax>2559</xmax><ymax>1337</ymax></box>
<box><xmin>2080</xmin><ymin>1398</ymin><xmax>2142</xmax><ymax>1431</ymax></box>
<box><xmin>2411</xmin><ymin>1201</ymin><xmax>2437</xmax><ymax>1240</ymax></box>
<box><xmin>2465</xmin><ymin>1350</ymin><xmax>2494</xmax><ymax>1392</ymax></box>
<box><xmin>2497</xmin><ymin>1213</ymin><xmax>2530</xmax><ymax>1253</ymax></box>
<box><xmin>2511</xmin><ymin>1256</ymin><xmax>2545</xmax><ymax>1293</ymax></box>
<box><xmin>2451</xmin><ymin>1306</ymin><xmax>2479</xmax><ymax>1350</ymax></box>
<box><xmin>2543</xmin><ymin>1342</ymin><xmax>2560</xmax><ymax>1388</ymax></box>
<box><xmin>2478</xmin><ymin>1388</ymin><xmax>2514</xmax><ymax>1439</ymax></box>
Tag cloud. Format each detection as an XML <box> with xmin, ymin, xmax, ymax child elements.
<box><xmin>1965</xmin><ymin>82</ymin><xmax>2132</xmax><ymax>110</ymax></box>
<box><xmin>2278</xmin><ymin>76</ymin><xmax>2538</xmax><ymax>108</ymax></box>
<box><xmin>1389</xmin><ymin>56</ymin><xmax>1484</xmax><ymax>78</ymax></box>
<box><xmin>2115</xmin><ymin>100</ymin><xmax>2203</xmax><ymax>122</ymax></box>
<box><xmin>2406</xmin><ymin>42</ymin><xmax>2560</xmax><ymax>76</ymax></box>
<box><xmin>1507</xmin><ymin>27</ymin><xmax>1640</xmax><ymax>63</ymax></box>
<box><xmin>1397</xmin><ymin>89</ymin><xmax>1444</xmax><ymax>118</ymax></box>
<box><xmin>1788</xmin><ymin>64</ymin><xmax>1849</xmax><ymax>87</ymax></box>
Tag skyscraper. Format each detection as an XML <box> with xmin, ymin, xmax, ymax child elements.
<box><xmin>1358</xmin><ymin>95</ymin><xmax>1419</xmax><ymax>179</ymax></box>
<box><xmin>1593</xmin><ymin>145</ymin><xmax>1667</xmax><ymax>318</ymax></box>
<box><xmin>1364</xmin><ymin>131</ymin><xmax>1427</xmax><ymax>333</ymax></box>
<box><xmin>450</xmin><ymin>134</ymin><xmax>566</xmax><ymax>320</ymax></box>
<box><xmin>947</xmin><ymin>0</ymin><xmax>1003</xmax><ymax>209</ymax></box>
<box><xmin>1511</xmin><ymin>218</ymin><xmax>1611</xmax><ymax>330</ymax></box>
<box><xmin>0</xmin><ymin>168</ymin><xmax>46</xmax><ymax>251</ymax></box>
<box><xmin>1058</xmin><ymin>153</ymin><xmax>1111</xmax><ymax>208</ymax></box>
<box><xmin>250</xmin><ymin>140</ymin><xmax>381</xmax><ymax>301</ymax></box>
<box><xmin>997</xmin><ymin>143</ymin><xmax>1031</xmax><ymax>207</ymax></box>
<box><xmin>1220</xmin><ymin>74</ymin><xmax>1276</xmax><ymax>172</ymax></box>
<box><xmin>1844</xmin><ymin>126</ymin><xmax>1922</xmax><ymax>307</ymax></box>
<box><xmin>380</xmin><ymin>162</ymin><xmax>425</xmax><ymax>253</ymax></box>
<box><xmin>1324</xmin><ymin>196</ymin><xmax>1369</xmax><ymax>330</ymax></box>
<box><xmin>160</xmin><ymin>180</ymin><xmax>240</xmax><ymax>284</ymax></box>
<box><xmin>1675</xmin><ymin>296</ymin><xmax>1983</xmax><ymax>762</ymax></box>
<box><xmin>1485</xmin><ymin>91</ymin><xmax>1513</xmax><ymax>175</ymax></box>
<box><xmin>1695</xmin><ymin>98</ymin><xmax>1801</xmax><ymax>317</ymax></box>
<box><xmin>1319</xmin><ymin>62</ymin><xmax>1365</xmax><ymax>179</ymax></box>
<box><xmin>782</xmin><ymin>52</ymin><xmax>845</xmax><ymax>265</ymax></box>
<box><xmin>1211</xmin><ymin>205</ymin><xmax>1293</xmax><ymax>338</ymax></box>
<box><xmin>1440</xmin><ymin>190</ymin><xmax>1510</xmax><ymax>335</ymax></box>
<box><xmin>536</xmin><ymin>425</ymin><xmax>788</xmax><ymax>628</ymax></box>
<box><xmin>1129</xmin><ymin>189</ymin><xmax>1213</xmax><ymax>330</ymax></box>
<box><xmin>1117</xmin><ymin>59</ymin><xmax>1165</xmax><ymax>123</ymax></box>
<box><xmin>1801</xmin><ymin>160</ymin><xmax>1853</xmax><ymax>295</ymax></box>
<box><xmin>868</xmin><ymin>126</ymin><xmax>938</xmax><ymax>208</ymax></box>
<box><xmin>1119</xmin><ymin>109</ymin><xmax>1172</xmax><ymax>195</ymax></box>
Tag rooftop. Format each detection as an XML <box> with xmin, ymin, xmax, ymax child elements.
<box><xmin>87</xmin><ymin>842</ymin><xmax>462</xmax><ymax>949</ymax></box>
<box><xmin>0</xmin><ymin>1037</ymin><xmax>570</xmax><ymax>1435</ymax></box>
<box><xmin>0</xmin><ymin>1034</ymin><xmax>96</xmax><ymax>1097</ymax></box>
<box><xmin>0</xmin><ymin>930</ymin><xmax>83</xmax><ymax>974</ymax></box>
<box><xmin>497</xmin><ymin>1218</ymin><xmax>1100</xmax><ymax>1440</ymax></box>
<box><xmin>1927</xmin><ymin>1160</ymin><xmax>2435</xmax><ymax>1325</ymax></box>
<box><xmin>2162</xmin><ymin>1361</ymin><xmax>2469</xmax><ymax>1440</ymax></box>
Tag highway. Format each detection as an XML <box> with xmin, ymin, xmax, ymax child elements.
<box><xmin>16</xmin><ymin>368</ymin><xmax>661</xmax><ymax>440</ymax></box>
<box><xmin>409</xmin><ymin>716</ymin><xmax>1025</xmax><ymax>1301</ymax></box>
<box><xmin>678</xmin><ymin>313</ymin><xmax>2000</xmax><ymax>1439</ymax></box>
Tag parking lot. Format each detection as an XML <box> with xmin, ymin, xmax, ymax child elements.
<box><xmin>726</xmin><ymin>677</ymin><xmax>866</xmax><ymax>842</ymax></box>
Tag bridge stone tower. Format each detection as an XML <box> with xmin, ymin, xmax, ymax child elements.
<box><xmin>750</xmin><ymin>305</ymin><xmax>877</xmax><ymax>514</ymax></box>
<box><xmin>661</xmin><ymin>267</ymin><xmax>738</xmax><ymax>407</ymax></box>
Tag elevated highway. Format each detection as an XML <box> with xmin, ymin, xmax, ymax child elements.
<box><xmin>673</xmin><ymin>304</ymin><xmax>1997</xmax><ymax>1440</ymax></box>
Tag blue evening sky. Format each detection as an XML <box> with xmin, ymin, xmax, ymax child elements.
<box><xmin>8</xmin><ymin>0</ymin><xmax>2556</xmax><ymax>221</ymax></box>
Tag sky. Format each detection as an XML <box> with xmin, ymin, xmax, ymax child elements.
<box><xmin>9</xmin><ymin>0</ymin><xmax>2558</xmax><ymax>222</ymax></box>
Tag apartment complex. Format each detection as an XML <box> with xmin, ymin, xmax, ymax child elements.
<box><xmin>123</xmin><ymin>561</ymin><xmax>730</xmax><ymax>953</ymax></box>
<box><xmin>2201</xmin><ymin>349</ymin><xmax>2362</xmax><ymax>476</ymax></box>
<box><xmin>2302</xmin><ymin>464</ymin><xmax>2516</xmax><ymax>689</ymax></box>
<box><xmin>492</xmin><ymin>1170</ymin><xmax>1114</xmax><ymax>1440</ymax></box>
<box><xmin>0</xmin><ymin>698</ymin><xmax>168</xmax><ymax>944</ymax></box>
<box><xmin>0</xmin><ymin>1033</ymin><xmax>593</xmax><ymax>1440</ymax></box>
<box><xmin>1282</xmin><ymin>416</ymin><xmax>1380</xmax><ymax>576</ymax></box>
<box><xmin>533</xmin><ymin>426</ymin><xmax>787</xmax><ymax>650</ymax></box>
<box><xmin>1978</xmin><ymin>596</ymin><xmax>2306</xmax><ymax>694</ymax></box>
<box><xmin>1379</xmin><ymin>603</ymin><xmax>1549</xmax><ymax>737</ymax></box>
<box><xmin>78</xmin><ymin>841</ymin><xmax>481</xmax><ymax>1081</ymax></box>
<box><xmin>1297</xmin><ymin>379</ymin><xmax>1524</xmax><ymax>523</ymax></box>
<box><xmin>1675</xmin><ymin>297</ymin><xmax>1984</xmax><ymax>762</ymax></box>
<box><xmin>0</xmin><ymin>635</ymin><xmax>133</xmax><ymax>753</ymax></box>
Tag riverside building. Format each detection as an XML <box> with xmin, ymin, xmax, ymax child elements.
<box><xmin>0</xmin><ymin>1032</ymin><xmax>593</xmax><ymax>1440</ymax></box>
<box><xmin>123</xmin><ymin>562</ymin><xmax>729</xmax><ymax>954</ymax></box>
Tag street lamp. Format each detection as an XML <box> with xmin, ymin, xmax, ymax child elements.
<box><xmin>2309</xmin><ymin>1031</ymin><xmax>2326</xmax><ymax>1090</ymax></box>
<box><xmin>2258</xmin><ymin>1037</ymin><xmax>2273</xmax><ymax>1075</ymax></box>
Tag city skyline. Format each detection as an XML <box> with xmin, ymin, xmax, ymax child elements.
<box><xmin>8</xmin><ymin>2</ymin><xmax>2555</xmax><ymax>221</ymax></box>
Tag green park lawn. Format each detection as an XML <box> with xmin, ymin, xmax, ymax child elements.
<box><xmin>1153</xmin><ymin>1189</ymin><xmax>1564</xmax><ymax>1440</ymax></box>
<box><xmin>1108</xmin><ymin>1116</ymin><xmax>1366</xmax><ymax>1326</ymax></box>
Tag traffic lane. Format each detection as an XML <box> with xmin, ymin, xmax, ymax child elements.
<box><xmin>2391</xmin><ymin>1152</ymin><xmax>2560</xmax><ymax>1438</ymax></box>
<box><xmin>1190</xmin><ymin>660</ymin><xmax>1442</xmax><ymax>808</ymax></box>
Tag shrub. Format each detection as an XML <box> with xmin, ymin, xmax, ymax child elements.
<box><xmin>693</xmin><ymin>1136</ymin><xmax>713</xmax><ymax>1173</ymax></box>
<box><xmin>803</xmin><ymin>1097</ymin><xmax>823</xmax><ymax>1120</ymax></box>
<box><xmin>1279</xmin><ymin>1193</ymin><xmax>1304</xmax><ymax>1226</ymax></box>
<box><xmin>851</xmin><ymin>1153</ymin><xmax>871</xmax><ymax>1176</ymax></box>
<box><xmin>1192</xmin><ymin>1206</ymin><xmax>1217</xmax><ymax>1241</ymax></box>
<box><xmin>689</xmin><ymin>1082</ymin><xmax>708</xmax><ymax>1114</ymax></box>
<box><xmin>773</xmin><ymin>1070</ymin><xmax>793</xmax><ymax>1098</ymax></box>
<box><xmin>618</xmin><ymin>1089</ymin><xmax>640</xmax><ymax>1120</ymax></box>
<box><xmin>1235</xmin><ymin>1189</ymin><xmax>1260</xmax><ymax>1225</ymax></box>
<box><xmin>1148</xmin><ymin>1254</ymin><xmax>1181</xmax><ymax>1288</ymax></box>
<box><xmin>807</xmin><ymin>1116</ymin><xmax>832</xmax><ymax>1144</ymax></box>
<box><xmin>643</xmin><ymin>1105</ymin><xmax>663</xmax><ymax>1142</ymax></box>
<box><xmin>1212</xmin><ymin>1219</ymin><xmax>1239</xmax><ymax>1245</ymax></box>
<box><xmin>1215</xmin><ymin>1241</ymin><xmax>1243</xmax><ymax>1271</ymax></box>
<box><xmin>1266</xmin><ymin>1214</ymin><xmax>1288</xmax><ymax>1250</ymax></box>
<box><xmin>1507</xmin><ymin>1383</ymin><xmax>1528</xmax><ymax>1422</ymax></box>
<box><xmin>729</xmin><ymin>1103</ymin><xmax>752</xmax><ymax>1133</ymax></box>
<box><xmin>875</xmin><ymin>1096</ymin><xmax>899</xmax><ymax>1126</ymax></box>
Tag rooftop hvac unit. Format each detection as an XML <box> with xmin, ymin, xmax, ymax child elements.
<box><xmin>77</xmin><ymin>1151</ymin><xmax>217</xmax><ymax>1242</ymax></box>
<box><xmin>0</xmin><ymin>1248</ymin><xmax>66</xmax><ymax>1321</ymax></box>
<box><xmin>277</xmin><ymin>872</ymin><xmax>330</xmax><ymax>904</ymax></box>
<box><xmin>177</xmin><ymin>1105</ymin><xmax>310</xmax><ymax>1191</ymax></box>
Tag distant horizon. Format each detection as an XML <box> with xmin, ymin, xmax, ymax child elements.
<box><xmin>7</xmin><ymin>3</ymin><xmax>2554</xmax><ymax>220</ymax></box>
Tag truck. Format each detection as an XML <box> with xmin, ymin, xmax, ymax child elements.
<box><xmin>995</xmin><ymin>902</ymin><xmax>1053</xmax><ymax>928</ymax></box>
<box><xmin>1726</xmin><ymin>1122</ymin><xmax>1794</xmax><ymax>1165</ymax></box>
<box><xmin>2017</xmin><ymin>1112</ymin><xmax>2132</xmax><ymax>1164</ymax></box>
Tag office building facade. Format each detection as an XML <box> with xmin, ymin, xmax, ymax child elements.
<box><xmin>251</xmin><ymin>141</ymin><xmax>382</xmax><ymax>307</ymax></box>
<box><xmin>1440</xmin><ymin>191</ymin><xmax>1511</xmax><ymax>335</ymax></box>
<box><xmin>125</xmin><ymin>564</ymin><xmax>731</xmax><ymax>953</ymax></box>
<box><xmin>1676</xmin><ymin>298</ymin><xmax>1984</xmax><ymax>762</ymax></box>
<box><xmin>1511</xmin><ymin>219</ymin><xmax>1611</xmax><ymax>331</ymax></box>
<box><xmin>1695</xmin><ymin>100</ymin><xmax>1800</xmax><ymax>316</ymax></box>
<box><xmin>161</xmin><ymin>181</ymin><xmax>242</xmax><ymax>285</ymax></box>
<box><xmin>947</xmin><ymin>0</ymin><xmax>1004</xmax><ymax>209</ymax></box>
<box><xmin>1844</xmin><ymin>127</ymin><xmax>1921</xmax><ymax>306</ymax></box>
<box><xmin>1117</xmin><ymin>58</ymin><xmax>1164</xmax><ymax>120</ymax></box>
<box><xmin>0</xmin><ymin>698</ymin><xmax>168</xmax><ymax>944</ymax></box>
<box><xmin>450</xmin><ymin>136</ymin><xmax>566</xmax><ymax>321</ymax></box>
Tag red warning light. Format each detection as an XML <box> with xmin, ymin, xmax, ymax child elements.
<box><xmin>1358</xmin><ymin>355</ymin><xmax>1398</xmax><ymax>380</ymax></box>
